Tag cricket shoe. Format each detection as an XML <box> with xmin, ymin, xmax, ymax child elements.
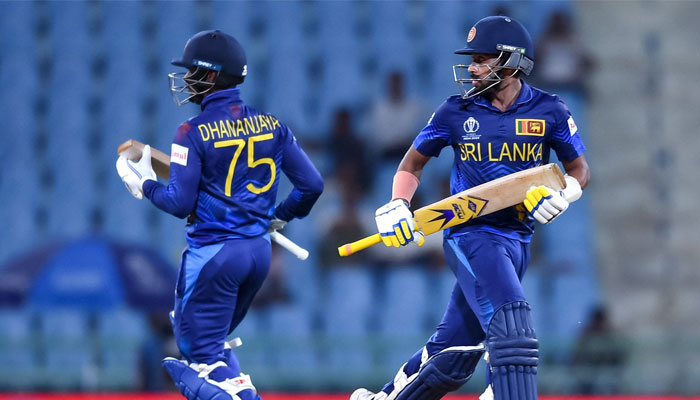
<box><xmin>479</xmin><ymin>384</ymin><xmax>494</xmax><ymax>400</ymax></box>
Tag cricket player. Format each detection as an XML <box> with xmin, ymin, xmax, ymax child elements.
<box><xmin>116</xmin><ymin>30</ymin><xmax>323</xmax><ymax>400</ymax></box>
<box><xmin>351</xmin><ymin>16</ymin><xmax>590</xmax><ymax>400</ymax></box>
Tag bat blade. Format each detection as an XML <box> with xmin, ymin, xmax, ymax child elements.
<box><xmin>413</xmin><ymin>163</ymin><xmax>565</xmax><ymax>236</ymax></box>
<box><xmin>117</xmin><ymin>139</ymin><xmax>171</xmax><ymax>180</ymax></box>
<box><xmin>337</xmin><ymin>163</ymin><xmax>566</xmax><ymax>257</ymax></box>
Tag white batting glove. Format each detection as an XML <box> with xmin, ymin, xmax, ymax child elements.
<box><xmin>116</xmin><ymin>156</ymin><xmax>145</xmax><ymax>200</ymax></box>
<box><xmin>523</xmin><ymin>175</ymin><xmax>582</xmax><ymax>224</ymax></box>
<box><xmin>375</xmin><ymin>199</ymin><xmax>425</xmax><ymax>248</ymax></box>
<box><xmin>269</xmin><ymin>218</ymin><xmax>287</xmax><ymax>232</ymax></box>
<box><xmin>115</xmin><ymin>145</ymin><xmax>157</xmax><ymax>200</ymax></box>
<box><xmin>129</xmin><ymin>144</ymin><xmax>157</xmax><ymax>189</ymax></box>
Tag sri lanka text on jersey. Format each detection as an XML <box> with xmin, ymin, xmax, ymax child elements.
<box><xmin>458</xmin><ymin>142</ymin><xmax>542</xmax><ymax>162</ymax></box>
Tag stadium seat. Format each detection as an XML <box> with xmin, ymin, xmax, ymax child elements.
<box><xmin>0</xmin><ymin>309</ymin><xmax>37</xmax><ymax>389</ymax></box>
<box><xmin>37</xmin><ymin>308</ymin><xmax>94</xmax><ymax>389</ymax></box>
<box><xmin>320</xmin><ymin>266</ymin><xmax>375</xmax><ymax>376</ymax></box>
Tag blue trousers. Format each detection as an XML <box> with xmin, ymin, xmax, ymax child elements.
<box><xmin>382</xmin><ymin>231</ymin><xmax>530</xmax><ymax>393</ymax></box>
<box><xmin>172</xmin><ymin>237</ymin><xmax>270</xmax><ymax>366</ymax></box>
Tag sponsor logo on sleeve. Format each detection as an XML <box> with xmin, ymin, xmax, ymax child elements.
<box><xmin>171</xmin><ymin>143</ymin><xmax>189</xmax><ymax>166</ymax></box>
<box><xmin>515</xmin><ymin>119</ymin><xmax>546</xmax><ymax>136</ymax></box>
<box><xmin>567</xmin><ymin>116</ymin><xmax>578</xmax><ymax>136</ymax></box>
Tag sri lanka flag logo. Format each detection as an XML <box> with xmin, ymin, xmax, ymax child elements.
<box><xmin>515</xmin><ymin>119</ymin><xmax>546</xmax><ymax>136</ymax></box>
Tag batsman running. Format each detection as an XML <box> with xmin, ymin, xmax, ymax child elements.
<box><xmin>115</xmin><ymin>30</ymin><xmax>323</xmax><ymax>400</ymax></box>
<box><xmin>351</xmin><ymin>16</ymin><xmax>590</xmax><ymax>400</ymax></box>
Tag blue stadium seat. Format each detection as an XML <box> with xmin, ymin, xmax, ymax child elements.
<box><xmin>316</xmin><ymin>1</ymin><xmax>364</xmax><ymax>126</ymax></box>
<box><xmin>37</xmin><ymin>308</ymin><xmax>94</xmax><ymax>389</ymax></box>
<box><xmin>38</xmin><ymin>308</ymin><xmax>90</xmax><ymax>346</ymax></box>
<box><xmin>379</xmin><ymin>267</ymin><xmax>430</xmax><ymax>369</ymax></box>
<box><xmin>321</xmin><ymin>266</ymin><xmax>374</xmax><ymax>375</ymax></box>
<box><xmin>0</xmin><ymin>309</ymin><xmax>37</xmax><ymax>389</ymax></box>
<box><xmin>95</xmin><ymin>309</ymin><xmax>149</xmax><ymax>390</ymax></box>
<box><xmin>381</xmin><ymin>266</ymin><xmax>429</xmax><ymax>334</ymax></box>
<box><xmin>267</xmin><ymin>304</ymin><xmax>317</xmax><ymax>374</ymax></box>
<box><xmin>229</xmin><ymin>310</ymin><xmax>266</xmax><ymax>374</ymax></box>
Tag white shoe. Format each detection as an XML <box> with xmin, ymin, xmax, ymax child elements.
<box><xmin>479</xmin><ymin>384</ymin><xmax>494</xmax><ymax>400</ymax></box>
<box><xmin>350</xmin><ymin>388</ymin><xmax>386</xmax><ymax>400</ymax></box>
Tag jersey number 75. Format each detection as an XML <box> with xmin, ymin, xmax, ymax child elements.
<box><xmin>214</xmin><ymin>133</ymin><xmax>276</xmax><ymax>196</ymax></box>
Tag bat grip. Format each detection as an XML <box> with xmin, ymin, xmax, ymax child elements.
<box><xmin>337</xmin><ymin>233</ymin><xmax>382</xmax><ymax>257</ymax></box>
<box><xmin>270</xmin><ymin>231</ymin><xmax>309</xmax><ymax>260</ymax></box>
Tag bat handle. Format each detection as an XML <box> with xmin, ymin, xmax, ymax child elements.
<box><xmin>270</xmin><ymin>231</ymin><xmax>309</xmax><ymax>260</ymax></box>
<box><xmin>337</xmin><ymin>233</ymin><xmax>383</xmax><ymax>257</ymax></box>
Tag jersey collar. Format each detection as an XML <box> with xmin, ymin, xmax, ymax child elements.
<box><xmin>200</xmin><ymin>88</ymin><xmax>242</xmax><ymax>110</ymax></box>
<box><xmin>473</xmin><ymin>79</ymin><xmax>533</xmax><ymax>112</ymax></box>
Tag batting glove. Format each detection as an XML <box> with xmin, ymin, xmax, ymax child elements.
<box><xmin>524</xmin><ymin>185</ymin><xmax>568</xmax><ymax>224</ymax></box>
<box><xmin>116</xmin><ymin>156</ymin><xmax>145</xmax><ymax>200</ymax></box>
<box><xmin>375</xmin><ymin>199</ymin><xmax>424</xmax><ymax>247</ymax></box>
<box><xmin>129</xmin><ymin>144</ymin><xmax>157</xmax><ymax>189</ymax></box>
<box><xmin>269</xmin><ymin>218</ymin><xmax>287</xmax><ymax>232</ymax></box>
<box><xmin>115</xmin><ymin>145</ymin><xmax>157</xmax><ymax>200</ymax></box>
<box><xmin>524</xmin><ymin>175</ymin><xmax>581</xmax><ymax>224</ymax></box>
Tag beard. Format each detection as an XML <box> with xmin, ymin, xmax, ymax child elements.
<box><xmin>471</xmin><ymin>72</ymin><xmax>503</xmax><ymax>99</ymax></box>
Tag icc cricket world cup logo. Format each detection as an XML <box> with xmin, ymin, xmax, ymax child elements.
<box><xmin>463</xmin><ymin>117</ymin><xmax>480</xmax><ymax>133</ymax></box>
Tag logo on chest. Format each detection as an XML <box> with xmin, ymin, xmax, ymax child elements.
<box><xmin>462</xmin><ymin>117</ymin><xmax>481</xmax><ymax>140</ymax></box>
<box><xmin>515</xmin><ymin>119</ymin><xmax>546</xmax><ymax>136</ymax></box>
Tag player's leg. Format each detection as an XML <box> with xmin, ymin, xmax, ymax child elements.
<box><xmin>449</xmin><ymin>232</ymin><xmax>537</xmax><ymax>400</ymax></box>
<box><xmin>165</xmin><ymin>237</ymin><xmax>270</xmax><ymax>400</ymax></box>
<box><xmin>351</xmin><ymin>282</ymin><xmax>486</xmax><ymax>400</ymax></box>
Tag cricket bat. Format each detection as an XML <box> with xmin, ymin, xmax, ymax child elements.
<box><xmin>117</xmin><ymin>139</ymin><xmax>310</xmax><ymax>260</ymax></box>
<box><xmin>337</xmin><ymin>163</ymin><xmax>566</xmax><ymax>257</ymax></box>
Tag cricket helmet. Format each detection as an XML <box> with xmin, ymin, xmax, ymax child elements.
<box><xmin>169</xmin><ymin>30</ymin><xmax>247</xmax><ymax>106</ymax></box>
<box><xmin>453</xmin><ymin>16</ymin><xmax>535</xmax><ymax>98</ymax></box>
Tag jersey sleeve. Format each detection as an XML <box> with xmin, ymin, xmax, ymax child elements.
<box><xmin>143</xmin><ymin>122</ymin><xmax>202</xmax><ymax>219</ymax></box>
<box><xmin>412</xmin><ymin>100</ymin><xmax>453</xmax><ymax>157</ymax></box>
<box><xmin>274</xmin><ymin>125</ymin><xmax>324</xmax><ymax>222</ymax></box>
<box><xmin>549</xmin><ymin>99</ymin><xmax>586</xmax><ymax>162</ymax></box>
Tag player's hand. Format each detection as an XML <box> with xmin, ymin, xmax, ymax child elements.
<box><xmin>129</xmin><ymin>144</ymin><xmax>157</xmax><ymax>189</ymax></box>
<box><xmin>523</xmin><ymin>185</ymin><xmax>569</xmax><ymax>224</ymax></box>
<box><xmin>116</xmin><ymin>156</ymin><xmax>144</xmax><ymax>200</ymax></box>
<box><xmin>269</xmin><ymin>218</ymin><xmax>287</xmax><ymax>232</ymax></box>
<box><xmin>375</xmin><ymin>199</ymin><xmax>424</xmax><ymax>247</ymax></box>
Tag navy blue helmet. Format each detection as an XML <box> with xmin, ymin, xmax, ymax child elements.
<box><xmin>453</xmin><ymin>16</ymin><xmax>535</xmax><ymax>98</ymax></box>
<box><xmin>169</xmin><ymin>30</ymin><xmax>247</xmax><ymax>105</ymax></box>
<box><xmin>172</xmin><ymin>30</ymin><xmax>247</xmax><ymax>78</ymax></box>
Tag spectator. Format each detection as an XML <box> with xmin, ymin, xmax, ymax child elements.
<box><xmin>369</xmin><ymin>71</ymin><xmax>425</xmax><ymax>162</ymax></box>
<box><xmin>319</xmin><ymin>162</ymin><xmax>373</xmax><ymax>269</ymax></box>
<box><xmin>327</xmin><ymin>108</ymin><xmax>371</xmax><ymax>187</ymax></box>
<box><xmin>533</xmin><ymin>11</ymin><xmax>595</xmax><ymax>95</ymax></box>
<box><xmin>571</xmin><ymin>305</ymin><xmax>626</xmax><ymax>394</ymax></box>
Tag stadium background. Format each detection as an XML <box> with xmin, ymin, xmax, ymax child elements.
<box><xmin>1</xmin><ymin>0</ymin><xmax>699</xmax><ymax>398</ymax></box>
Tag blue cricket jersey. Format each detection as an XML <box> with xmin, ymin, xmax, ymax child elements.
<box><xmin>143</xmin><ymin>88</ymin><xmax>323</xmax><ymax>247</ymax></box>
<box><xmin>413</xmin><ymin>81</ymin><xmax>585</xmax><ymax>242</ymax></box>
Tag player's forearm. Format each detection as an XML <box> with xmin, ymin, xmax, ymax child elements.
<box><xmin>397</xmin><ymin>146</ymin><xmax>431</xmax><ymax>179</ymax></box>
<box><xmin>561</xmin><ymin>155</ymin><xmax>590</xmax><ymax>189</ymax></box>
<box><xmin>143</xmin><ymin>180</ymin><xmax>197</xmax><ymax>219</ymax></box>
<box><xmin>275</xmin><ymin>182</ymin><xmax>323</xmax><ymax>221</ymax></box>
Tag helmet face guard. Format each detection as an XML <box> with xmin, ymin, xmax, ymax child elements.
<box><xmin>453</xmin><ymin>48</ymin><xmax>532</xmax><ymax>98</ymax></box>
<box><xmin>168</xmin><ymin>67</ymin><xmax>218</xmax><ymax>106</ymax></box>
